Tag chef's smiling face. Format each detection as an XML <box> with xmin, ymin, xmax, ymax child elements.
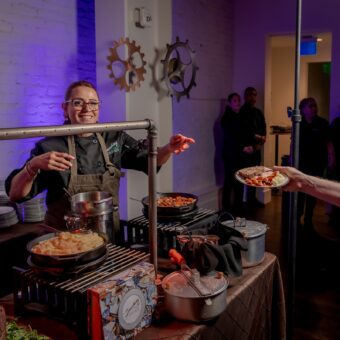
<box><xmin>63</xmin><ymin>85</ymin><xmax>100</xmax><ymax>125</ymax></box>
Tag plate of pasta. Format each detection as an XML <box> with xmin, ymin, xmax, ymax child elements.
<box><xmin>235</xmin><ymin>166</ymin><xmax>289</xmax><ymax>188</ymax></box>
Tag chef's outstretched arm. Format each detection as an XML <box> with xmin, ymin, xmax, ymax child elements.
<box><xmin>157</xmin><ymin>134</ymin><xmax>195</xmax><ymax>166</ymax></box>
<box><xmin>274</xmin><ymin>166</ymin><xmax>340</xmax><ymax>207</ymax></box>
<box><xmin>9</xmin><ymin>151</ymin><xmax>74</xmax><ymax>202</ymax></box>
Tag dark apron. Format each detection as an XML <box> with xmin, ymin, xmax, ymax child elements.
<box><xmin>45</xmin><ymin>133</ymin><xmax>122</xmax><ymax>242</ymax></box>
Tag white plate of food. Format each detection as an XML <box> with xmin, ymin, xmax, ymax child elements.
<box><xmin>235</xmin><ymin>166</ymin><xmax>289</xmax><ymax>188</ymax></box>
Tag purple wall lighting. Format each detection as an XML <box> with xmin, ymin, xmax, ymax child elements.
<box><xmin>0</xmin><ymin>0</ymin><xmax>97</xmax><ymax>177</ymax></box>
<box><xmin>77</xmin><ymin>0</ymin><xmax>97</xmax><ymax>85</ymax></box>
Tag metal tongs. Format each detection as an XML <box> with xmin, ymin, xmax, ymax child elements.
<box><xmin>169</xmin><ymin>249</ymin><xmax>212</xmax><ymax>300</ymax></box>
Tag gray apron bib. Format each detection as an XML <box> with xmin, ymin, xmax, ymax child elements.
<box><xmin>45</xmin><ymin>133</ymin><xmax>122</xmax><ymax>242</ymax></box>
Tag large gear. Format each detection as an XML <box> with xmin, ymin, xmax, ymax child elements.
<box><xmin>161</xmin><ymin>37</ymin><xmax>198</xmax><ymax>102</ymax></box>
<box><xmin>107</xmin><ymin>37</ymin><xmax>147</xmax><ymax>92</ymax></box>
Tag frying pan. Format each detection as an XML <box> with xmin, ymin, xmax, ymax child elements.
<box><xmin>26</xmin><ymin>231</ymin><xmax>108</xmax><ymax>267</ymax></box>
<box><xmin>27</xmin><ymin>249</ymin><xmax>109</xmax><ymax>277</ymax></box>
<box><xmin>141</xmin><ymin>192</ymin><xmax>198</xmax><ymax>216</ymax></box>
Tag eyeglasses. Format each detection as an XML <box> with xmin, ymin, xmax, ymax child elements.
<box><xmin>65</xmin><ymin>98</ymin><xmax>101</xmax><ymax>110</ymax></box>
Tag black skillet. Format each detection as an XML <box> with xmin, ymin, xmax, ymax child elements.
<box><xmin>141</xmin><ymin>192</ymin><xmax>198</xmax><ymax>216</ymax></box>
<box><xmin>26</xmin><ymin>231</ymin><xmax>108</xmax><ymax>267</ymax></box>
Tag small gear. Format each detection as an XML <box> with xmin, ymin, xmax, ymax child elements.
<box><xmin>107</xmin><ymin>37</ymin><xmax>147</xmax><ymax>92</ymax></box>
<box><xmin>161</xmin><ymin>37</ymin><xmax>198</xmax><ymax>102</ymax></box>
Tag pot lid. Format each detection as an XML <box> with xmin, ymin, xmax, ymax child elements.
<box><xmin>221</xmin><ymin>219</ymin><xmax>267</xmax><ymax>238</ymax></box>
<box><xmin>162</xmin><ymin>270</ymin><xmax>227</xmax><ymax>298</ymax></box>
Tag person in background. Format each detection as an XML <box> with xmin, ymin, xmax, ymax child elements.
<box><xmin>294</xmin><ymin>97</ymin><xmax>334</xmax><ymax>230</ymax></box>
<box><xmin>239</xmin><ymin>87</ymin><xmax>267</xmax><ymax>205</ymax></box>
<box><xmin>221</xmin><ymin>93</ymin><xmax>244</xmax><ymax>214</ymax></box>
<box><xmin>5</xmin><ymin>80</ymin><xmax>195</xmax><ymax>237</ymax></box>
<box><xmin>273</xmin><ymin>166</ymin><xmax>340</xmax><ymax>208</ymax></box>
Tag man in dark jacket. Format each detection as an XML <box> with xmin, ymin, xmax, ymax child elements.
<box><xmin>239</xmin><ymin>87</ymin><xmax>267</xmax><ymax>204</ymax></box>
<box><xmin>221</xmin><ymin>92</ymin><xmax>244</xmax><ymax>213</ymax></box>
<box><xmin>296</xmin><ymin>97</ymin><xmax>333</xmax><ymax>228</ymax></box>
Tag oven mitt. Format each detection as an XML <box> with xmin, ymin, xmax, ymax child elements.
<box><xmin>214</xmin><ymin>223</ymin><xmax>246</xmax><ymax>245</ymax></box>
<box><xmin>181</xmin><ymin>234</ymin><xmax>248</xmax><ymax>276</ymax></box>
<box><xmin>181</xmin><ymin>239</ymin><xmax>219</xmax><ymax>274</ymax></box>
<box><xmin>204</xmin><ymin>238</ymin><xmax>247</xmax><ymax>277</ymax></box>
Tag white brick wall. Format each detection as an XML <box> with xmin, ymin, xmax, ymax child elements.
<box><xmin>172</xmin><ymin>0</ymin><xmax>234</xmax><ymax>209</ymax></box>
<box><xmin>0</xmin><ymin>0</ymin><xmax>234</xmax><ymax>210</ymax></box>
<box><xmin>0</xmin><ymin>0</ymin><xmax>96</xmax><ymax>178</ymax></box>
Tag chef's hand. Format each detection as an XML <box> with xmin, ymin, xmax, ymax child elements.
<box><xmin>30</xmin><ymin>152</ymin><xmax>75</xmax><ymax>172</ymax></box>
<box><xmin>168</xmin><ymin>134</ymin><xmax>195</xmax><ymax>155</ymax></box>
<box><xmin>273</xmin><ymin>166</ymin><xmax>307</xmax><ymax>192</ymax></box>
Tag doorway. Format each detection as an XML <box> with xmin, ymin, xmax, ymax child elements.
<box><xmin>308</xmin><ymin>62</ymin><xmax>331</xmax><ymax>120</ymax></box>
<box><xmin>264</xmin><ymin>32</ymin><xmax>332</xmax><ymax>167</ymax></box>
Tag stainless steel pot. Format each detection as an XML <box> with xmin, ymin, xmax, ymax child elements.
<box><xmin>65</xmin><ymin>210</ymin><xmax>117</xmax><ymax>243</ymax></box>
<box><xmin>162</xmin><ymin>269</ymin><xmax>228</xmax><ymax>321</ymax></box>
<box><xmin>221</xmin><ymin>218</ymin><xmax>267</xmax><ymax>267</ymax></box>
<box><xmin>68</xmin><ymin>191</ymin><xmax>118</xmax><ymax>243</ymax></box>
<box><xmin>71</xmin><ymin>191</ymin><xmax>114</xmax><ymax>216</ymax></box>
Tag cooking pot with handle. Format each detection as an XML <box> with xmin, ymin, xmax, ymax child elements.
<box><xmin>217</xmin><ymin>213</ymin><xmax>267</xmax><ymax>267</ymax></box>
<box><xmin>162</xmin><ymin>249</ymin><xmax>228</xmax><ymax>321</ymax></box>
<box><xmin>71</xmin><ymin>191</ymin><xmax>114</xmax><ymax>216</ymax></box>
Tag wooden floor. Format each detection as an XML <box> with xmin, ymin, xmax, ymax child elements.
<box><xmin>245</xmin><ymin>192</ymin><xmax>340</xmax><ymax>340</ymax></box>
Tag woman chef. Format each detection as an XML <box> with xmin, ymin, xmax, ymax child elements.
<box><xmin>5</xmin><ymin>80</ymin><xmax>195</xmax><ymax>237</ymax></box>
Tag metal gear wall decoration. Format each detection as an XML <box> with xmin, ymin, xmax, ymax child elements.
<box><xmin>161</xmin><ymin>37</ymin><xmax>198</xmax><ymax>102</ymax></box>
<box><xmin>107</xmin><ymin>37</ymin><xmax>147</xmax><ymax>92</ymax></box>
<box><xmin>149</xmin><ymin>47</ymin><xmax>170</xmax><ymax>101</ymax></box>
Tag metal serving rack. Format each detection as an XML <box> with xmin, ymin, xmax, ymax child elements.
<box><xmin>0</xmin><ymin>120</ymin><xmax>159</xmax><ymax>273</ymax></box>
<box><xmin>122</xmin><ymin>208</ymin><xmax>219</xmax><ymax>257</ymax></box>
<box><xmin>13</xmin><ymin>244</ymin><xmax>149</xmax><ymax>337</ymax></box>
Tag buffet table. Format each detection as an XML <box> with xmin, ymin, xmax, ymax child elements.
<box><xmin>0</xmin><ymin>252</ymin><xmax>285</xmax><ymax>340</ymax></box>
<box><xmin>138</xmin><ymin>252</ymin><xmax>286</xmax><ymax>340</ymax></box>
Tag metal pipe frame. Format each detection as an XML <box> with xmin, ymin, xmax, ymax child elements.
<box><xmin>287</xmin><ymin>0</ymin><xmax>302</xmax><ymax>339</ymax></box>
<box><xmin>0</xmin><ymin>120</ymin><xmax>158</xmax><ymax>273</ymax></box>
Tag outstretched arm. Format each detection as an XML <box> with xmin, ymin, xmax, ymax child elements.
<box><xmin>157</xmin><ymin>134</ymin><xmax>195</xmax><ymax>166</ymax></box>
<box><xmin>273</xmin><ymin>165</ymin><xmax>340</xmax><ymax>207</ymax></box>
<box><xmin>9</xmin><ymin>152</ymin><xmax>74</xmax><ymax>202</ymax></box>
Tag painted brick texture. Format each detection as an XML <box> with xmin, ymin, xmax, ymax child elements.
<box><xmin>0</xmin><ymin>0</ymin><xmax>96</xmax><ymax>177</ymax></box>
<box><xmin>172</xmin><ymin>0</ymin><xmax>233</xmax><ymax>205</ymax></box>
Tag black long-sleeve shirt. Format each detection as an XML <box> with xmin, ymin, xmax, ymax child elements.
<box><xmin>5</xmin><ymin>131</ymin><xmax>149</xmax><ymax>205</ymax></box>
